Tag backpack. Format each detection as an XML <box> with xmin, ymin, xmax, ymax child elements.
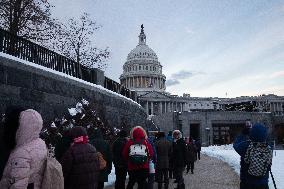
<box><xmin>244</xmin><ymin>142</ymin><xmax>272</xmax><ymax>177</ymax></box>
<box><xmin>96</xmin><ymin>151</ymin><xmax>107</xmax><ymax>170</ymax></box>
<box><xmin>129</xmin><ymin>140</ymin><xmax>148</xmax><ymax>165</ymax></box>
<box><xmin>41</xmin><ymin>152</ymin><xmax>64</xmax><ymax>189</ymax></box>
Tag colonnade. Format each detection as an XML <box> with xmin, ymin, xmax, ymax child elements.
<box><xmin>122</xmin><ymin>76</ymin><xmax>165</xmax><ymax>89</ymax></box>
<box><xmin>144</xmin><ymin>101</ymin><xmax>187</xmax><ymax>115</ymax></box>
<box><xmin>269</xmin><ymin>102</ymin><xmax>284</xmax><ymax>115</ymax></box>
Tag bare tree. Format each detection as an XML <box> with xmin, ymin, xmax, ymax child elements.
<box><xmin>52</xmin><ymin>13</ymin><xmax>110</xmax><ymax>70</ymax></box>
<box><xmin>0</xmin><ymin>0</ymin><xmax>56</xmax><ymax>43</ymax></box>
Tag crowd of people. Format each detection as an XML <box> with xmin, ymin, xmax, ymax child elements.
<box><xmin>0</xmin><ymin>106</ymin><xmax>273</xmax><ymax>189</ymax></box>
<box><xmin>0</xmin><ymin>107</ymin><xmax>201</xmax><ymax>189</ymax></box>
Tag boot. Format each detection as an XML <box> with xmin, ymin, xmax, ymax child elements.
<box><xmin>180</xmin><ymin>183</ymin><xmax>185</xmax><ymax>189</ymax></box>
<box><xmin>158</xmin><ymin>183</ymin><xmax>162</xmax><ymax>189</ymax></box>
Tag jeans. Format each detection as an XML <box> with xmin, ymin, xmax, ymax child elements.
<box><xmin>115</xmin><ymin>167</ymin><xmax>127</xmax><ymax>189</ymax></box>
<box><xmin>127</xmin><ymin>169</ymin><xmax>148</xmax><ymax>189</ymax></box>
<box><xmin>186</xmin><ymin>162</ymin><xmax>194</xmax><ymax>173</ymax></box>
<box><xmin>147</xmin><ymin>173</ymin><xmax>155</xmax><ymax>189</ymax></box>
<box><xmin>156</xmin><ymin>168</ymin><xmax>169</xmax><ymax>189</ymax></box>
<box><xmin>173</xmin><ymin>167</ymin><xmax>185</xmax><ymax>186</ymax></box>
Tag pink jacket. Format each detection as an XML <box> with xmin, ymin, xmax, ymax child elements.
<box><xmin>0</xmin><ymin>109</ymin><xmax>47</xmax><ymax>189</ymax></box>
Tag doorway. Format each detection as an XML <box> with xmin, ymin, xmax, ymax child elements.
<box><xmin>190</xmin><ymin>123</ymin><xmax>200</xmax><ymax>140</ymax></box>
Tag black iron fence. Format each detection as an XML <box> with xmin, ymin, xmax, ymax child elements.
<box><xmin>0</xmin><ymin>28</ymin><xmax>137</xmax><ymax>102</ymax></box>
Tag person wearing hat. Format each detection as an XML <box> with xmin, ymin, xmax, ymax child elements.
<box><xmin>233</xmin><ymin>123</ymin><xmax>272</xmax><ymax>189</ymax></box>
<box><xmin>60</xmin><ymin>126</ymin><xmax>100</xmax><ymax>189</ymax></box>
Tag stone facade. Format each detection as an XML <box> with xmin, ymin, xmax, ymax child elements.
<box><xmin>152</xmin><ymin>111</ymin><xmax>284</xmax><ymax>145</ymax></box>
<box><xmin>0</xmin><ymin>55</ymin><xmax>147</xmax><ymax>129</ymax></box>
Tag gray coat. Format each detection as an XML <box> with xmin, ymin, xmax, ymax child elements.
<box><xmin>155</xmin><ymin>137</ymin><xmax>172</xmax><ymax>169</ymax></box>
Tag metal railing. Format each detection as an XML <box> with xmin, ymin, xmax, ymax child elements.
<box><xmin>0</xmin><ymin>28</ymin><xmax>137</xmax><ymax>101</ymax></box>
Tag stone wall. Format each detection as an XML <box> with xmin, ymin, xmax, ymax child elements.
<box><xmin>0</xmin><ymin>55</ymin><xmax>147</xmax><ymax>129</ymax></box>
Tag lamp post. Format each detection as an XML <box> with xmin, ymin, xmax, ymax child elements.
<box><xmin>205</xmin><ymin>127</ymin><xmax>210</xmax><ymax>146</ymax></box>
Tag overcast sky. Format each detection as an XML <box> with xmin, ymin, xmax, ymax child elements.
<box><xmin>49</xmin><ymin>0</ymin><xmax>284</xmax><ymax>98</ymax></box>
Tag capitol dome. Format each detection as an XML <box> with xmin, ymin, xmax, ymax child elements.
<box><xmin>127</xmin><ymin>44</ymin><xmax>158</xmax><ymax>61</ymax></box>
<box><xmin>120</xmin><ymin>25</ymin><xmax>166</xmax><ymax>93</ymax></box>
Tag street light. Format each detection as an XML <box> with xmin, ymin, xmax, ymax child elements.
<box><xmin>205</xmin><ymin>127</ymin><xmax>210</xmax><ymax>146</ymax></box>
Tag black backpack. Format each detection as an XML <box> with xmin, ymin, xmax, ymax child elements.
<box><xmin>244</xmin><ymin>142</ymin><xmax>272</xmax><ymax>177</ymax></box>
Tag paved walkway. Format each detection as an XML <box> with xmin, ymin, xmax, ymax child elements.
<box><xmin>105</xmin><ymin>154</ymin><xmax>240</xmax><ymax>189</ymax></box>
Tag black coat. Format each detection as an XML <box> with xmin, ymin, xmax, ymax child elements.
<box><xmin>155</xmin><ymin>137</ymin><xmax>172</xmax><ymax>169</ymax></box>
<box><xmin>172</xmin><ymin>138</ymin><xmax>187</xmax><ymax>168</ymax></box>
<box><xmin>186</xmin><ymin>143</ymin><xmax>197</xmax><ymax>163</ymax></box>
<box><xmin>112</xmin><ymin>137</ymin><xmax>128</xmax><ymax>168</ymax></box>
<box><xmin>60</xmin><ymin>143</ymin><xmax>100</xmax><ymax>189</ymax></box>
<box><xmin>90</xmin><ymin>129</ymin><xmax>112</xmax><ymax>182</ymax></box>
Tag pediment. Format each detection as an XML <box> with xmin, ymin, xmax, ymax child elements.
<box><xmin>138</xmin><ymin>91</ymin><xmax>171</xmax><ymax>100</ymax></box>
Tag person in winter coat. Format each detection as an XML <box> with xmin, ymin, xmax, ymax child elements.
<box><xmin>195</xmin><ymin>139</ymin><xmax>201</xmax><ymax>160</ymax></box>
<box><xmin>122</xmin><ymin>126</ymin><xmax>154</xmax><ymax>189</ymax></box>
<box><xmin>90</xmin><ymin>128</ymin><xmax>112</xmax><ymax>189</ymax></box>
<box><xmin>112</xmin><ymin>130</ymin><xmax>128</xmax><ymax>189</ymax></box>
<box><xmin>185</xmin><ymin>137</ymin><xmax>197</xmax><ymax>174</ymax></box>
<box><xmin>60</xmin><ymin>126</ymin><xmax>100</xmax><ymax>189</ymax></box>
<box><xmin>233</xmin><ymin>123</ymin><xmax>272</xmax><ymax>189</ymax></box>
<box><xmin>0</xmin><ymin>106</ymin><xmax>25</xmax><ymax>180</ymax></box>
<box><xmin>0</xmin><ymin>109</ymin><xmax>48</xmax><ymax>189</ymax></box>
<box><xmin>155</xmin><ymin>131</ymin><xmax>173</xmax><ymax>189</ymax></box>
<box><xmin>172</xmin><ymin>130</ymin><xmax>187</xmax><ymax>189</ymax></box>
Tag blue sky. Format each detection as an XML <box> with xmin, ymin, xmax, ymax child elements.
<box><xmin>50</xmin><ymin>0</ymin><xmax>284</xmax><ymax>97</ymax></box>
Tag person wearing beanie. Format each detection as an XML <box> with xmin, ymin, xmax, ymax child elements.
<box><xmin>112</xmin><ymin>130</ymin><xmax>128</xmax><ymax>189</ymax></box>
<box><xmin>0</xmin><ymin>109</ymin><xmax>47</xmax><ymax>189</ymax></box>
<box><xmin>60</xmin><ymin>126</ymin><xmax>100</xmax><ymax>189</ymax></box>
<box><xmin>233</xmin><ymin>123</ymin><xmax>272</xmax><ymax>189</ymax></box>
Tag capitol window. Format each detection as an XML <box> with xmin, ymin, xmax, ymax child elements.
<box><xmin>146</xmin><ymin>66</ymin><xmax>148</xmax><ymax>70</ymax></box>
<box><xmin>139</xmin><ymin>66</ymin><xmax>141</xmax><ymax>70</ymax></box>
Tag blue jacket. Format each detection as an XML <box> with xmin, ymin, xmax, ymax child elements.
<box><xmin>233</xmin><ymin>123</ymin><xmax>270</xmax><ymax>185</ymax></box>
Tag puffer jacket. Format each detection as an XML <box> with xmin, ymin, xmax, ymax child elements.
<box><xmin>233</xmin><ymin>123</ymin><xmax>271</xmax><ymax>186</ymax></box>
<box><xmin>0</xmin><ymin>109</ymin><xmax>47</xmax><ymax>189</ymax></box>
<box><xmin>122</xmin><ymin>126</ymin><xmax>154</xmax><ymax>171</ymax></box>
<box><xmin>60</xmin><ymin>126</ymin><xmax>100</xmax><ymax>189</ymax></box>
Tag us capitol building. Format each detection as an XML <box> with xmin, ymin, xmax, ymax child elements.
<box><xmin>120</xmin><ymin>25</ymin><xmax>284</xmax><ymax>117</ymax></box>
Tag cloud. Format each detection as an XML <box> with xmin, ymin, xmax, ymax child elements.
<box><xmin>171</xmin><ymin>70</ymin><xmax>194</xmax><ymax>79</ymax></box>
<box><xmin>166</xmin><ymin>79</ymin><xmax>180</xmax><ymax>86</ymax></box>
<box><xmin>185</xmin><ymin>27</ymin><xmax>195</xmax><ymax>34</ymax></box>
<box><xmin>270</xmin><ymin>71</ymin><xmax>284</xmax><ymax>78</ymax></box>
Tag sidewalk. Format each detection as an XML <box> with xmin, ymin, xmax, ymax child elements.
<box><xmin>105</xmin><ymin>154</ymin><xmax>240</xmax><ymax>189</ymax></box>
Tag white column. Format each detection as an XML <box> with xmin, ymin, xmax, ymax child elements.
<box><xmin>151</xmin><ymin>102</ymin><xmax>154</xmax><ymax>115</ymax></box>
<box><xmin>160</xmin><ymin>102</ymin><xmax>163</xmax><ymax>114</ymax></box>
<box><xmin>146</xmin><ymin>101</ymin><xmax>149</xmax><ymax>115</ymax></box>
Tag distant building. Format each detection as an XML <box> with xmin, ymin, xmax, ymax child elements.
<box><xmin>120</xmin><ymin>25</ymin><xmax>284</xmax><ymax>116</ymax></box>
<box><xmin>120</xmin><ymin>25</ymin><xmax>284</xmax><ymax>145</ymax></box>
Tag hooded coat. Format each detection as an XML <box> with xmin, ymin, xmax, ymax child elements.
<box><xmin>90</xmin><ymin>129</ymin><xmax>112</xmax><ymax>182</ymax></box>
<box><xmin>0</xmin><ymin>109</ymin><xmax>47</xmax><ymax>189</ymax></box>
<box><xmin>122</xmin><ymin>126</ymin><xmax>154</xmax><ymax>171</ymax></box>
<box><xmin>233</xmin><ymin>123</ymin><xmax>271</xmax><ymax>186</ymax></box>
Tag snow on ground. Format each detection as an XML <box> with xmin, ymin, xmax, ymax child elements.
<box><xmin>202</xmin><ymin>145</ymin><xmax>284</xmax><ymax>189</ymax></box>
<box><xmin>0</xmin><ymin>52</ymin><xmax>141</xmax><ymax>106</ymax></box>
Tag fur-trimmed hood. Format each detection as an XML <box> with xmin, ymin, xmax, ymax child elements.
<box><xmin>173</xmin><ymin>130</ymin><xmax>182</xmax><ymax>140</ymax></box>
